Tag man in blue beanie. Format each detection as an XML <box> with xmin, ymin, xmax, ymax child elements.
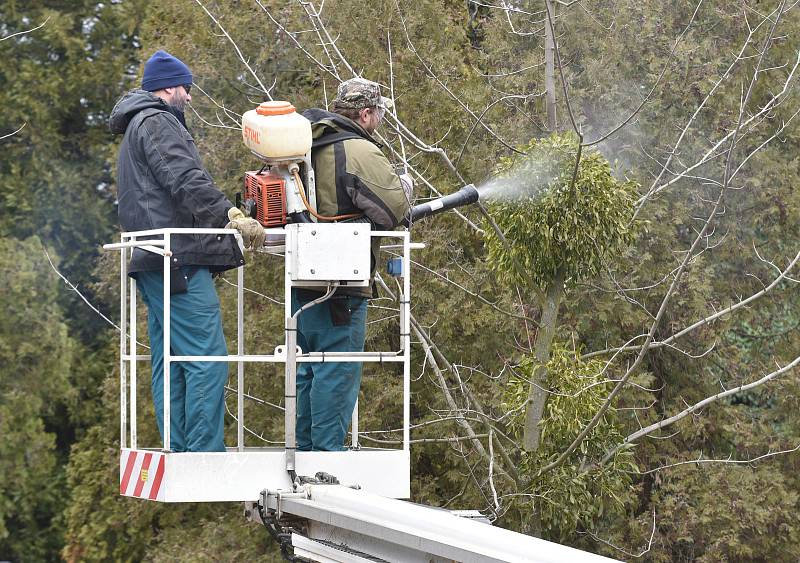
<box><xmin>109</xmin><ymin>50</ymin><xmax>264</xmax><ymax>452</ymax></box>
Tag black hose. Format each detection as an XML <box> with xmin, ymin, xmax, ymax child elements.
<box><xmin>288</xmin><ymin>211</ymin><xmax>313</xmax><ymax>223</ymax></box>
<box><xmin>258</xmin><ymin>493</ymin><xmax>309</xmax><ymax>562</ymax></box>
<box><xmin>403</xmin><ymin>184</ymin><xmax>479</xmax><ymax>226</ymax></box>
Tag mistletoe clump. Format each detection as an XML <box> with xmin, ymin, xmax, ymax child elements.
<box><xmin>502</xmin><ymin>344</ymin><xmax>639</xmax><ymax>540</ymax></box>
<box><xmin>484</xmin><ymin>132</ymin><xmax>639</xmax><ymax>289</ymax></box>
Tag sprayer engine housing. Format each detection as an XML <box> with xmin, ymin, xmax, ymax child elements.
<box><xmin>238</xmin><ymin>151</ymin><xmax>316</xmax><ymax>228</ymax></box>
<box><xmin>243</xmin><ymin>169</ymin><xmax>288</xmax><ymax>227</ymax></box>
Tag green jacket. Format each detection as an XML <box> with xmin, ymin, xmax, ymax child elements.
<box><xmin>302</xmin><ymin>108</ymin><xmax>410</xmax><ymax>297</ymax></box>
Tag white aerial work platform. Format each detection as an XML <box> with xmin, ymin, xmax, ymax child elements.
<box><xmin>105</xmin><ymin>223</ymin><xmax>415</xmax><ymax>502</ymax></box>
<box><xmin>105</xmin><ymin>224</ymin><xmax>618</xmax><ymax>562</ymax></box>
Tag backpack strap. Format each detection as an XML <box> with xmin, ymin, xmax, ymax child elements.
<box><xmin>311</xmin><ymin>131</ymin><xmax>364</xmax><ymax>150</ymax></box>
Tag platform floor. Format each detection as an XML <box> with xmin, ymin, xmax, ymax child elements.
<box><xmin>119</xmin><ymin>447</ymin><xmax>410</xmax><ymax>502</ymax></box>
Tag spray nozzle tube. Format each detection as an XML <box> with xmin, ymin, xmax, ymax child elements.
<box><xmin>404</xmin><ymin>183</ymin><xmax>479</xmax><ymax>226</ymax></box>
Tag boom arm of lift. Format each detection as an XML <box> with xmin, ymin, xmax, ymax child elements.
<box><xmin>254</xmin><ymin>483</ymin><xmax>619</xmax><ymax>563</ymax></box>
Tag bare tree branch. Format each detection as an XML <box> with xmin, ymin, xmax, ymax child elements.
<box><xmin>194</xmin><ymin>0</ymin><xmax>274</xmax><ymax>98</ymax></box>
<box><xmin>582</xmin><ymin>0</ymin><xmax>704</xmax><ymax>147</ymax></box>
<box><xmin>633</xmin><ymin>443</ymin><xmax>800</xmax><ymax>475</ymax></box>
<box><xmin>579</xmin><ymin>509</ymin><xmax>657</xmax><ymax>559</ymax></box>
<box><xmin>0</xmin><ymin>122</ymin><xmax>26</xmax><ymax>141</ymax></box>
<box><xmin>538</xmin><ymin>1</ymin><xmax>787</xmax><ymax>476</ymax></box>
<box><xmin>543</xmin><ymin>0</ymin><xmax>579</xmax><ymax>134</ymax></box>
<box><xmin>583</xmin><ymin>249</ymin><xmax>800</xmax><ymax>359</ymax></box>
<box><xmin>395</xmin><ymin>0</ymin><xmax>525</xmax><ymax>155</ymax></box>
<box><xmin>604</xmin><ymin>355</ymin><xmax>800</xmax><ymax>463</ymax></box>
<box><xmin>0</xmin><ymin>16</ymin><xmax>50</xmax><ymax>42</ymax></box>
<box><xmin>635</xmin><ymin>4</ymin><xmax>790</xmax><ymax>214</ymax></box>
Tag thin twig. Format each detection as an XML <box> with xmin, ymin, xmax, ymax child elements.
<box><xmin>194</xmin><ymin>0</ymin><xmax>273</xmax><ymax>98</ymax></box>
<box><xmin>0</xmin><ymin>123</ymin><xmax>26</xmax><ymax>141</ymax></box>
<box><xmin>582</xmin><ymin>0</ymin><xmax>704</xmax><ymax>147</ymax></box>
<box><xmin>0</xmin><ymin>16</ymin><xmax>50</xmax><ymax>42</ymax></box>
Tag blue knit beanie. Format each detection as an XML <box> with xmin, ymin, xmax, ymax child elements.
<box><xmin>141</xmin><ymin>50</ymin><xmax>193</xmax><ymax>92</ymax></box>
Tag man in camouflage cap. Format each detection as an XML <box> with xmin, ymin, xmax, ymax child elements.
<box><xmin>325</xmin><ymin>77</ymin><xmax>397</xmax><ymax>137</ymax></box>
<box><xmin>297</xmin><ymin>78</ymin><xmax>411</xmax><ymax>451</ymax></box>
<box><xmin>333</xmin><ymin>77</ymin><xmax>394</xmax><ymax>113</ymax></box>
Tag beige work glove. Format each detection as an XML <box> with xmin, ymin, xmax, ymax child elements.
<box><xmin>225</xmin><ymin>207</ymin><xmax>266</xmax><ymax>250</ymax></box>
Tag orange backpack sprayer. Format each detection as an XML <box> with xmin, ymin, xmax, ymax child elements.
<box><xmin>238</xmin><ymin>100</ymin><xmax>481</xmax><ymax>228</ymax></box>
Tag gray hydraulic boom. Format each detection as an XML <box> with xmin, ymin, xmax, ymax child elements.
<box><xmin>255</xmin><ymin>483</ymin><xmax>619</xmax><ymax>563</ymax></box>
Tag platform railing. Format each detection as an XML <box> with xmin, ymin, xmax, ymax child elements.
<box><xmin>104</xmin><ymin>227</ymin><xmax>414</xmax><ymax>458</ymax></box>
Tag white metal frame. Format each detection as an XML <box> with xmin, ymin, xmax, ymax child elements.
<box><xmin>104</xmin><ymin>226</ymin><xmax>416</xmax><ymax>501</ymax></box>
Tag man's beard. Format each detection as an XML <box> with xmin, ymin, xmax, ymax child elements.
<box><xmin>363</xmin><ymin>119</ymin><xmax>378</xmax><ymax>135</ymax></box>
<box><xmin>166</xmin><ymin>102</ymin><xmax>188</xmax><ymax>130</ymax></box>
<box><xmin>170</xmin><ymin>95</ymin><xmax>187</xmax><ymax>113</ymax></box>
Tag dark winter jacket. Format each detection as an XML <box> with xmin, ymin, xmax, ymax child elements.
<box><xmin>109</xmin><ymin>89</ymin><xmax>243</xmax><ymax>274</ymax></box>
<box><xmin>302</xmin><ymin>108</ymin><xmax>409</xmax><ymax>297</ymax></box>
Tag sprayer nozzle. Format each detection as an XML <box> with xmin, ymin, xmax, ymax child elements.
<box><xmin>405</xmin><ymin>182</ymin><xmax>481</xmax><ymax>225</ymax></box>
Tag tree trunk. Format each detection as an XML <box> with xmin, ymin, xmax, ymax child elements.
<box><xmin>544</xmin><ymin>0</ymin><xmax>557</xmax><ymax>131</ymax></box>
<box><xmin>522</xmin><ymin>268</ymin><xmax>565</xmax><ymax>451</ymax></box>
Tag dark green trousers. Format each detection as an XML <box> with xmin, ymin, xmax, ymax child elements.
<box><xmin>292</xmin><ymin>291</ymin><xmax>367</xmax><ymax>451</ymax></box>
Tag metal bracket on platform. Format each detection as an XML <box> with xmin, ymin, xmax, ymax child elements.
<box><xmin>264</xmin><ymin>487</ymin><xmax>310</xmax><ymax>521</ymax></box>
<box><xmin>257</xmin><ymin>488</ymin><xmax>310</xmax><ymax>563</ymax></box>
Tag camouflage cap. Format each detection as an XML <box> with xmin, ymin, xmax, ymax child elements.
<box><xmin>333</xmin><ymin>77</ymin><xmax>393</xmax><ymax>111</ymax></box>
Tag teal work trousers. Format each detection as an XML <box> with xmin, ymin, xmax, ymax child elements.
<box><xmin>136</xmin><ymin>267</ymin><xmax>228</xmax><ymax>452</ymax></box>
<box><xmin>292</xmin><ymin>291</ymin><xmax>368</xmax><ymax>451</ymax></box>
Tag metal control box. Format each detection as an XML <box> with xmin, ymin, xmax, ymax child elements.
<box><xmin>288</xmin><ymin>223</ymin><xmax>371</xmax><ymax>284</ymax></box>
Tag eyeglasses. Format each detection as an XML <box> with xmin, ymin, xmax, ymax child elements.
<box><xmin>182</xmin><ymin>84</ymin><xmax>192</xmax><ymax>95</ymax></box>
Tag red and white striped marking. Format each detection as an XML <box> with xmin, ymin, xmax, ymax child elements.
<box><xmin>120</xmin><ymin>449</ymin><xmax>166</xmax><ymax>501</ymax></box>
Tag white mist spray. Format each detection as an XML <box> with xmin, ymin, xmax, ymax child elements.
<box><xmin>476</xmin><ymin>156</ymin><xmax>561</xmax><ymax>203</ymax></box>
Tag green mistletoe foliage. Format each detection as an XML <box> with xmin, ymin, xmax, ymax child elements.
<box><xmin>484</xmin><ymin>133</ymin><xmax>639</xmax><ymax>289</ymax></box>
<box><xmin>503</xmin><ymin>343</ymin><xmax>640</xmax><ymax>540</ymax></box>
